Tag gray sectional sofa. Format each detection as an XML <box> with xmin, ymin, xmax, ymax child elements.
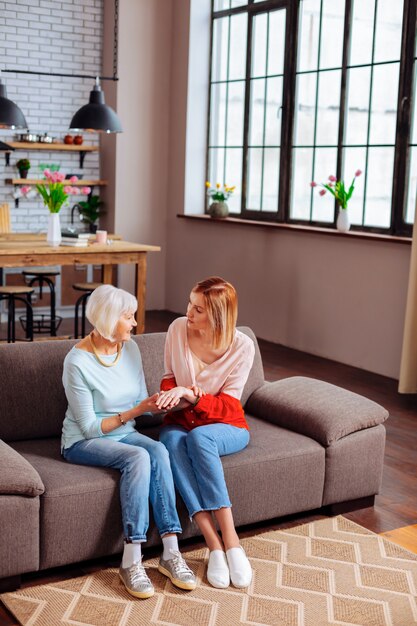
<box><xmin>0</xmin><ymin>329</ymin><xmax>389</xmax><ymax>591</ymax></box>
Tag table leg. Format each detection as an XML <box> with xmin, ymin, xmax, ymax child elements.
<box><xmin>102</xmin><ymin>264</ymin><xmax>113</xmax><ymax>284</ymax></box>
<box><xmin>135</xmin><ymin>253</ymin><xmax>147</xmax><ymax>334</ymax></box>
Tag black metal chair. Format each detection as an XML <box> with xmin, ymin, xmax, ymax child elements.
<box><xmin>0</xmin><ymin>286</ymin><xmax>34</xmax><ymax>343</ymax></box>
<box><xmin>73</xmin><ymin>282</ymin><xmax>103</xmax><ymax>338</ymax></box>
<box><xmin>22</xmin><ymin>270</ymin><xmax>61</xmax><ymax>336</ymax></box>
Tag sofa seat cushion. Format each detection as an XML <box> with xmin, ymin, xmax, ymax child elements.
<box><xmin>216</xmin><ymin>416</ymin><xmax>326</xmax><ymax>526</ymax></box>
<box><xmin>11</xmin><ymin>438</ymin><xmax>124</xmax><ymax>570</ymax></box>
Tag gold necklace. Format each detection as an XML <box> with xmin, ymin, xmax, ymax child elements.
<box><xmin>89</xmin><ymin>333</ymin><xmax>122</xmax><ymax>368</ymax></box>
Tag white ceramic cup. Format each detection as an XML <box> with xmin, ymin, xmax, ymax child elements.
<box><xmin>95</xmin><ymin>230</ymin><xmax>107</xmax><ymax>244</ymax></box>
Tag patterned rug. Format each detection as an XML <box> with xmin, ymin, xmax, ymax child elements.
<box><xmin>2</xmin><ymin>516</ymin><xmax>417</xmax><ymax>626</ymax></box>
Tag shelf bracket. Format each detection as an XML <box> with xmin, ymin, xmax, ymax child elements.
<box><xmin>79</xmin><ymin>151</ymin><xmax>86</xmax><ymax>169</ymax></box>
<box><xmin>5</xmin><ymin>151</ymin><xmax>11</xmax><ymax>166</ymax></box>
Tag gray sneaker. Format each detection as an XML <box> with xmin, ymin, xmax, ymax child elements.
<box><xmin>119</xmin><ymin>560</ymin><xmax>155</xmax><ymax>599</ymax></box>
<box><xmin>158</xmin><ymin>549</ymin><xmax>197</xmax><ymax>590</ymax></box>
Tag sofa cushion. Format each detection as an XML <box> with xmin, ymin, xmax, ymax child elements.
<box><xmin>246</xmin><ymin>377</ymin><xmax>389</xmax><ymax>446</ymax></box>
<box><xmin>0</xmin><ymin>440</ymin><xmax>44</xmax><ymax>496</ymax></box>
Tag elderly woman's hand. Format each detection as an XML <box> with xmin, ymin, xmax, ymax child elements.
<box><xmin>136</xmin><ymin>393</ymin><xmax>161</xmax><ymax>415</ymax></box>
<box><xmin>155</xmin><ymin>387</ymin><xmax>187</xmax><ymax>410</ymax></box>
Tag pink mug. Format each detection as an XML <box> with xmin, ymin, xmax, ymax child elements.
<box><xmin>95</xmin><ymin>230</ymin><xmax>107</xmax><ymax>244</ymax></box>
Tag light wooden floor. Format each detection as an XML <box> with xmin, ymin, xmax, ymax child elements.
<box><xmin>380</xmin><ymin>525</ymin><xmax>417</xmax><ymax>554</ymax></box>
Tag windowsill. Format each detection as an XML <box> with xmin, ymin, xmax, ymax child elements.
<box><xmin>177</xmin><ymin>213</ymin><xmax>412</xmax><ymax>244</ymax></box>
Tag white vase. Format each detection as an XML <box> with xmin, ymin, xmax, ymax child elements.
<box><xmin>47</xmin><ymin>213</ymin><xmax>62</xmax><ymax>246</ymax></box>
<box><xmin>336</xmin><ymin>208</ymin><xmax>350</xmax><ymax>233</ymax></box>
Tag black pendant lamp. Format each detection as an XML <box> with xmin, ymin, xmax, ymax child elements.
<box><xmin>0</xmin><ymin>74</ymin><xmax>28</xmax><ymax>130</ymax></box>
<box><xmin>69</xmin><ymin>76</ymin><xmax>122</xmax><ymax>133</ymax></box>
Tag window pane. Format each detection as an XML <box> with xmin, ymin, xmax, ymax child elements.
<box><xmin>230</xmin><ymin>0</ymin><xmax>247</xmax><ymax>7</ymax></box>
<box><xmin>251</xmin><ymin>13</ymin><xmax>267</xmax><ymax>77</ymax></box>
<box><xmin>406</xmin><ymin>148</ymin><xmax>417</xmax><ymax>224</ymax></box>
<box><xmin>247</xmin><ymin>148</ymin><xmax>263</xmax><ymax>210</ymax></box>
<box><xmin>297</xmin><ymin>0</ymin><xmax>321</xmax><ymax>72</ymax></box>
<box><xmin>291</xmin><ymin>148</ymin><xmax>313</xmax><ymax>220</ymax></box>
<box><xmin>225</xmin><ymin>148</ymin><xmax>243</xmax><ymax>214</ymax></box>
<box><xmin>229</xmin><ymin>13</ymin><xmax>248</xmax><ymax>80</ymax></box>
<box><xmin>412</xmin><ymin>64</ymin><xmax>417</xmax><ymax>145</ymax></box>
<box><xmin>294</xmin><ymin>73</ymin><xmax>317</xmax><ymax>146</ymax></box>
<box><xmin>374</xmin><ymin>0</ymin><xmax>403</xmax><ymax>63</ymax></box>
<box><xmin>209</xmin><ymin>83</ymin><xmax>226</xmax><ymax>146</ymax></box>
<box><xmin>213</xmin><ymin>0</ymin><xmax>230</xmax><ymax>11</ymax></box>
<box><xmin>369</xmin><ymin>63</ymin><xmax>399</xmax><ymax>145</ymax></box>
<box><xmin>262</xmin><ymin>148</ymin><xmax>280</xmax><ymax>211</ymax></box>
<box><xmin>342</xmin><ymin>147</ymin><xmax>367</xmax><ymax>225</ymax></box>
<box><xmin>350</xmin><ymin>0</ymin><xmax>375</xmax><ymax>66</ymax></box>
<box><xmin>345</xmin><ymin>67</ymin><xmax>371</xmax><ymax>145</ymax></box>
<box><xmin>319</xmin><ymin>0</ymin><xmax>345</xmax><ymax>70</ymax></box>
<box><xmin>364</xmin><ymin>147</ymin><xmax>394</xmax><ymax>228</ymax></box>
<box><xmin>265</xmin><ymin>76</ymin><xmax>283</xmax><ymax>146</ymax></box>
<box><xmin>316</xmin><ymin>70</ymin><xmax>341</xmax><ymax>146</ymax></box>
<box><xmin>212</xmin><ymin>18</ymin><xmax>229</xmax><ymax>83</ymax></box>
<box><xmin>249</xmin><ymin>78</ymin><xmax>265</xmax><ymax>146</ymax></box>
<box><xmin>208</xmin><ymin>148</ymin><xmax>225</xmax><ymax>192</ymax></box>
<box><xmin>267</xmin><ymin>10</ymin><xmax>286</xmax><ymax>76</ymax></box>
<box><xmin>226</xmin><ymin>81</ymin><xmax>245</xmax><ymax>146</ymax></box>
<box><xmin>311</xmin><ymin>148</ymin><xmax>338</xmax><ymax>222</ymax></box>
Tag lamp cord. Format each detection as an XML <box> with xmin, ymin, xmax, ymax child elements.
<box><xmin>113</xmin><ymin>0</ymin><xmax>119</xmax><ymax>80</ymax></box>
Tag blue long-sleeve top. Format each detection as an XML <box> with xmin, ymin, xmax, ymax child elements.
<box><xmin>61</xmin><ymin>340</ymin><xmax>149</xmax><ymax>451</ymax></box>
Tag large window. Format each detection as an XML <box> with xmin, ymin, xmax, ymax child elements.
<box><xmin>207</xmin><ymin>0</ymin><xmax>417</xmax><ymax>235</ymax></box>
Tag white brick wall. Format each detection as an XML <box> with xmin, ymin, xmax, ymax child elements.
<box><xmin>0</xmin><ymin>0</ymin><xmax>103</xmax><ymax>232</ymax></box>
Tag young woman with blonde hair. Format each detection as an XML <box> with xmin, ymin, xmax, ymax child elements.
<box><xmin>156</xmin><ymin>277</ymin><xmax>255</xmax><ymax>589</ymax></box>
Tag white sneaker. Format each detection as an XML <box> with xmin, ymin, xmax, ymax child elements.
<box><xmin>207</xmin><ymin>550</ymin><xmax>230</xmax><ymax>588</ymax></box>
<box><xmin>226</xmin><ymin>546</ymin><xmax>252</xmax><ymax>588</ymax></box>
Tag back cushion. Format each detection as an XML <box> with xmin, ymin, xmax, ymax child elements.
<box><xmin>0</xmin><ymin>327</ymin><xmax>264</xmax><ymax>442</ymax></box>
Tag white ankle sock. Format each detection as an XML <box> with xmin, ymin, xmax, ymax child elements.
<box><xmin>122</xmin><ymin>541</ymin><xmax>142</xmax><ymax>568</ymax></box>
<box><xmin>162</xmin><ymin>535</ymin><xmax>179</xmax><ymax>560</ymax></box>
<box><xmin>226</xmin><ymin>546</ymin><xmax>252</xmax><ymax>588</ymax></box>
<box><xmin>207</xmin><ymin>550</ymin><xmax>229</xmax><ymax>589</ymax></box>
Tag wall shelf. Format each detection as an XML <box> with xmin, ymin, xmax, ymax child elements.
<box><xmin>4</xmin><ymin>142</ymin><xmax>99</xmax><ymax>168</ymax></box>
<box><xmin>6</xmin><ymin>179</ymin><xmax>107</xmax><ymax>186</ymax></box>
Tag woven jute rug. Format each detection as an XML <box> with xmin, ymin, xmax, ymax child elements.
<box><xmin>2</xmin><ymin>516</ymin><xmax>417</xmax><ymax>626</ymax></box>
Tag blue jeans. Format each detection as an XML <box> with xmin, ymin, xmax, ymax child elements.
<box><xmin>63</xmin><ymin>431</ymin><xmax>182</xmax><ymax>541</ymax></box>
<box><xmin>159</xmin><ymin>424</ymin><xmax>250</xmax><ymax>518</ymax></box>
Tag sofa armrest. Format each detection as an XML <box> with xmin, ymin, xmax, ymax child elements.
<box><xmin>245</xmin><ymin>377</ymin><xmax>389</xmax><ymax>446</ymax></box>
<box><xmin>0</xmin><ymin>440</ymin><xmax>44</xmax><ymax>496</ymax></box>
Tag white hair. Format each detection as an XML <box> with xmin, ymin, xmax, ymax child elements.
<box><xmin>86</xmin><ymin>285</ymin><xmax>137</xmax><ymax>341</ymax></box>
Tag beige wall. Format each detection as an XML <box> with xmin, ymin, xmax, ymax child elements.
<box><xmin>103</xmin><ymin>0</ymin><xmax>173</xmax><ymax>309</ymax></box>
<box><xmin>163</xmin><ymin>0</ymin><xmax>411</xmax><ymax>380</ymax></box>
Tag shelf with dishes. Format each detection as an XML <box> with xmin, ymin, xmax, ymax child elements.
<box><xmin>4</xmin><ymin>142</ymin><xmax>99</xmax><ymax>168</ymax></box>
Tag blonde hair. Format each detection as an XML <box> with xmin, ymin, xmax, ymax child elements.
<box><xmin>192</xmin><ymin>276</ymin><xmax>237</xmax><ymax>350</ymax></box>
<box><xmin>86</xmin><ymin>285</ymin><xmax>137</xmax><ymax>341</ymax></box>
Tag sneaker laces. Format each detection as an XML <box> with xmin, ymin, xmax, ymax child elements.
<box><xmin>129</xmin><ymin>560</ymin><xmax>151</xmax><ymax>586</ymax></box>
<box><xmin>168</xmin><ymin>549</ymin><xmax>193</xmax><ymax>576</ymax></box>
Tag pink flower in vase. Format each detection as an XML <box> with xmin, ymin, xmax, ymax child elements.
<box><xmin>328</xmin><ymin>175</ymin><xmax>337</xmax><ymax>182</ymax></box>
<box><xmin>310</xmin><ymin>181</ymin><xmax>317</xmax><ymax>187</ymax></box>
<box><xmin>319</xmin><ymin>189</ymin><xmax>326</xmax><ymax>196</ymax></box>
<box><xmin>69</xmin><ymin>176</ymin><xmax>78</xmax><ymax>183</ymax></box>
<box><xmin>81</xmin><ymin>186</ymin><xmax>91</xmax><ymax>195</ymax></box>
<box><xmin>355</xmin><ymin>169</ymin><xmax>362</xmax><ymax>177</ymax></box>
<box><xmin>21</xmin><ymin>185</ymin><xmax>31</xmax><ymax>195</ymax></box>
<box><xmin>64</xmin><ymin>186</ymin><xmax>72</xmax><ymax>194</ymax></box>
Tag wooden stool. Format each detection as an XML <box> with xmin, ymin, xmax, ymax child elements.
<box><xmin>0</xmin><ymin>286</ymin><xmax>34</xmax><ymax>343</ymax></box>
<box><xmin>22</xmin><ymin>270</ymin><xmax>61</xmax><ymax>336</ymax></box>
<box><xmin>73</xmin><ymin>282</ymin><xmax>103</xmax><ymax>338</ymax></box>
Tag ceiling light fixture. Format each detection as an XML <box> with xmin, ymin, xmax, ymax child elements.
<box><xmin>2</xmin><ymin>0</ymin><xmax>122</xmax><ymax>134</ymax></box>
<box><xmin>0</xmin><ymin>71</ymin><xmax>28</xmax><ymax>130</ymax></box>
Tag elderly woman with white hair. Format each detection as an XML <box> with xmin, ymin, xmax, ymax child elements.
<box><xmin>61</xmin><ymin>285</ymin><xmax>196</xmax><ymax>599</ymax></box>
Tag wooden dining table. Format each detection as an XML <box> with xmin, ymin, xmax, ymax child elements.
<box><xmin>0</xmin><ymin>234</ymin><xmax>161</xmax><ymax>334</ymax></box>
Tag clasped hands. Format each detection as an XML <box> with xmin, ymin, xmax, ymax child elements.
<box><xmin>155</xmin><ymin>385</ymin><xmax>206</xmax><ymax>411</ymax></box>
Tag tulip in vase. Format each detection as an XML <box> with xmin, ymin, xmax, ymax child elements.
<box><xmin>311</xmin><ymin>170</ymin><xmax>362</xmax><ymax>232</ymax></box>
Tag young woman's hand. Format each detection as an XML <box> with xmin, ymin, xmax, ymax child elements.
<box><xmin>189</xmin><ymin>384</ymin><xmax>206</xmax><ymax>399</ymax></box>
<box><xmin>155</xmin><ymin>387</ymin><xmax>187</xmax><ymax>410</ymax></box>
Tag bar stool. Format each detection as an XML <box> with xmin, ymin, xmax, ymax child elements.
<box><xmin>73</xmin><ymin>282</ymin><xmax>103</xmax><ymax>338</ymax></box>
<box><xmin>0</xmin><ymin>286</ymin><xmax>34</xmax><ymax>343</ymax></box>
<box><xmin>22</xmin><ymin>270</ymin><xmax>61</xmax><ymax>336</ymax></box>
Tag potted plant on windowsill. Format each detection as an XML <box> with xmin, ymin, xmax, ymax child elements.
<box><xmin>311</xmin><ymin>170</ymin><xmax>362</xmax><ymax>232</ymax></box>
<box><xmin>16</xmin><ymin>158</ymin><xmax>31</xmax><ymax>179</ymax></box>
<box><xmin>73</xmin><ymin>194</ymin><xmax>104</xmax><ymax>233</ymax></box>
<box><xmin>206</xmin><ymin>181</ymin><xmax>236</xmax><ymax>218</ymax></box>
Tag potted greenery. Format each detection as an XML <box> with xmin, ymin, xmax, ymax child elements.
<box><xmin>16</xmin><ymin>158</ymin><xmax>31</xmax><ymax>179</ymax></box>
<box><xmin>73</xmin><ymin>195</ymin><xmax>104</xmax><ymax>233</ymax></box>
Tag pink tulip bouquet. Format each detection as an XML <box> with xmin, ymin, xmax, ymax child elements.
<box><xmin>34</xmin><ymin>170</ymin><xmax>91</xmax><ymax>213</ymax></box>
<box><xmin>310</xmin><ymin>170</ymin><xmax>362</xmax><ymax>210</ymax></box>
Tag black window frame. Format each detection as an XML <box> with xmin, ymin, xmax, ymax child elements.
<box><xmin>206</xmin><ymin>0</ymin><xmax>417</xmax><ymax>236</ymax></box>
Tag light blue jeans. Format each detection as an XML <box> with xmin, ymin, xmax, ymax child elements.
<box><xmin>159</xmin><ymin>423</ymin><xmax>250</xmax><ymax>518</ymax></box>
<box><xmin>63</xmin><ymin>431</ymin><xmax>182</xmax><ymax>541</ymax></box>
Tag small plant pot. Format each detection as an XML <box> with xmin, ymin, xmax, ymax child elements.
<box><xmin>89</xmin><ymin>223</ymin><xmax>98</xmax><ymax>234</ymax></box>
<box><xmin>19</xmin><ymin>169</ymin><xmax>29</xmax><ymax>179</ymax></box>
